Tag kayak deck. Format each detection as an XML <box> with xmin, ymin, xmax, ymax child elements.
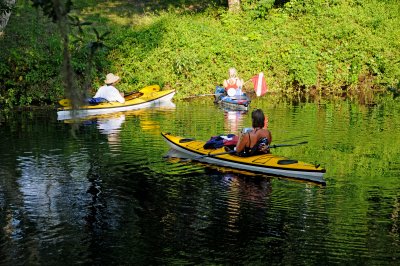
<box><xmin>161</xmin><ymin>132</ymin><xmax>326</xmax><ymax>184</ymax></box>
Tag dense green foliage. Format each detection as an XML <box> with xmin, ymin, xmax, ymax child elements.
<box><xmin>0</xmin><ymin>0</ymin><xmax>399</xmax><ymax>108</ymax></box>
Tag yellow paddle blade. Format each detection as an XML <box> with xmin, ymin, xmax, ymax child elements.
<box><xmin>139</xmin><ymin>84</ymin><xmax>160</xmax><ymax>93</ymax></box>
<box><xmin>59</xmin><ymin>99</ymin><xmax>71</xmax><ymax>107</ymax></box>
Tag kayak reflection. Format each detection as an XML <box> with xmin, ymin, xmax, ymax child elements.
<box><xmin>204</xmin><ymin>167</ymin><xmax>273</xmax><ymax>209</ymax></box>
<box><xmin>97</xmin><ymin>114</ymin><xmax>125</xmax><ymax>135</ymax></box>
<box><xmin>97</xmin><ymin>114</ymin><xmax>125</xmax><ymax>144</ymax></box>
<box><xmin>224</xmin><ymin>110</ymin><xmax>247</xmax><ymax>133</ymax></box>
<box><xmin>57</xmin><ymin>99</ymin><xmax>176</xmax><ymax>121</ymax></box>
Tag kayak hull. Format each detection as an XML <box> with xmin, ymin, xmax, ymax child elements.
<box><xmin>162</xmin><ymin>132</ymin><xmax>326</xmax><ymax>184</ymax></box>
<box><xmin>57</xmin><ymin>88</ymin><xmax>175</xmax><ymax>120</ymax></box>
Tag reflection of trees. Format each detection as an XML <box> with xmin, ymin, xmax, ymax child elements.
<box><xmin>391</xmin><ymin>196</ymin><xmax>399</xmax><ymax>244</ymax></box>
<box><xmin>1</xmin><ymin>99</ymin><xmax>400</xmax><ymax>263</ymax></box>
<box><xmin>0</xmin><ymin>151</ymin><xmax>93</xmax><ymax>264</ymax></box>
<box><xmin>151</xmin><ymin>160</ymin><xmax>331</xmax><ymax>264</ymax></box>
<box><xmin>153</xmin><ymin>167</ymin><xmax>276</xmax><ymax>263</ymax></box>
<box><xmin>0</xmin><ymin>110</ymin><xmax>128</xmax><ymax>264</ymax></box>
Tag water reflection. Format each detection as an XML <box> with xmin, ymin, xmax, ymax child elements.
<box><xmin>97</xmin><ymin>114</ymin><xmax>125</xmax><ymax>135</ymax></box>
<box><xmin>224</xmin><ymin>110</ymin><xmax>246</xmax><ymax>133</ymax></box>
<box><xmin>223</xmin><ymin>110</ymin><xmax>270</xmax><ymax>134</ymax></box>
<box><xmin>61</xmin><ymin>100</ymin><xmax>176</xmax><ymax>144</ymax></box>
<box><xmin>97</xmin><ymin>114</ymin><xmax>125</xmax><ymax>145</ymax></box>
<box><xmin>9</xmin><ymin>152</ymin><xmax>93</xmax><ymax>263</ymax></box>
<box><xmin>1</xmin><ymin>98</ymin><xmax>400</xmax><ymax>264</ymax></box>
<box><xmin>205</xmin><ymin>168</ymin><xmax>273</xmax><ymax>228</ymax></box>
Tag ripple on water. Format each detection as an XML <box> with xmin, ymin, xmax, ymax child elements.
<box><xmin>1</xmin><ymin>99</ymin><xmax>400</xmax><ymax>264</ymax></box>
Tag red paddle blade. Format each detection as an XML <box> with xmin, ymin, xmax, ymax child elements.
<box><xmin>251</xmin><ymin>72</ymin><xmax>268</xmax><ymax>96</ymax></box>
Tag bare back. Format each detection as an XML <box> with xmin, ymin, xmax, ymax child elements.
<box><xmin>236</xmin><ymin>128</ymin><xmax>272</xmax><ymax>154</ymax></box>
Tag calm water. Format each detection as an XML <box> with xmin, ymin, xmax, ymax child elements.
<box><xmin>0</xmin><ymin>96</ymin><xmax>399</xmax><ymax>265</ymax></box>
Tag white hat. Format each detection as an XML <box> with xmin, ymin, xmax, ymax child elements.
<box><xmin>104</xmin><ymin>73</ymin><xmax>120</xmax><ymax>84</ymax></box>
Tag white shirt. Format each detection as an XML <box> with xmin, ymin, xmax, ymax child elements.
<box><xmin>94</xmin><ymin>85</ymin><xmax>125</xmax><ymax>103</ymax></box>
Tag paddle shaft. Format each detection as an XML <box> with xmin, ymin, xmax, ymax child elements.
<box><xmin>194</xmin><ymin>141</ymin><xmax>308</xmax><ymax>159</ymax></box>
<box><xmin>185</xmin><ymin>93</ymin><xmax>217</xmax><ymax>99</ymax></box>
<box><xmin>189</xmin><ymin>72</ymin><xmax>260</xmax><ymax>99</ymax></box>
<box><xmin>269</xmin><ymin>141</ymin><xmax>308</xmax><ymax>148</ymax></box>
<box><xmin>194</xmin><ymin>150</ymin><xmax>236</xmax><ymax>159</ymax></box>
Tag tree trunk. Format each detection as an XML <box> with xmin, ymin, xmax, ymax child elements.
<box><xmin>228</xmin><ymin>0</ymin><xmax>241</xmax><ymax>12</ymax></box>
<box><xmin>0</xmin><ymin>0</ymin><xmax>15</xmax><ymax>33</ymax></box>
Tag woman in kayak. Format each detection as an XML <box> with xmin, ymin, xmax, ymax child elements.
<box><xmin>235</xmin><ymin>109</ymin><xmax>272</xmax><ymax>156</ymax></box>
<box><xmin>223</xmin><ymin>67</ymin><xmax>244</xmax><ymax>97</ymax></box>
<box><xmin>94</xmin><ymin>73</ymin><xmax>125</xmax><ymax>103</ymax></box>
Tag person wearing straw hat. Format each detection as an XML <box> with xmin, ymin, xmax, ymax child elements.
<box><xmin>94</xmin><ymin>73</ymin><xmax>125</xmax><ymax>103</ymax></box>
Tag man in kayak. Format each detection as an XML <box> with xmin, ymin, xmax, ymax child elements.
<box><xmin>223</xmin><ymin>67</ymin><xmax>244</xmax><ymax>97</ymax></box>
<box><xmin>94</xmin><ymin>73</ymin><xmax>125</xmax><ymax>103</ymax></box>
<box><xmin>235</xmin><ymin>109</ymin><xmax>272</xmax><ymax>156</ymax></box>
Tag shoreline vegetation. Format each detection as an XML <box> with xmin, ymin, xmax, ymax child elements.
<box><xmin>0</xmin><ymin>0</ymin><xmax>399</xmax><ymax>110</ymax></box>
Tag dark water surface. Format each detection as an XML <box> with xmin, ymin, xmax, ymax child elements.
<box><xmin>1</xmin><ymin>96</ymin><xmax>399</xmax><ymax>265</ymax></box>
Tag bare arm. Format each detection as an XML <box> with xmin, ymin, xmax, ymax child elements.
<box><xmin>237</xmin><ymin>78</ymin><xmax>244</xmax><ymax>88</ymax></box>
<box><xmin>267</xmin><ymin>129</ymin><xmax>272</xmax><ymax>144</ymax></box>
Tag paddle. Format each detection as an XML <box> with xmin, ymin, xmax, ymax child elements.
<box><xmin>124</xmin><ymin>91</ymin><xmax>143</xmax><ymax>101</ymax></box>
<box><xmin>58</xmin><ymin>98</ymin><xmax>71</xmax><ymax>107</ymax></box>
<box><xmin>269</xmin><ymin>141</ymin><xmax>308</xmax><ymax>148</ymax></box>
<box><xmin>185</xmin><ymin>93</ymin><xmax>217</xmax><ymax>99</ymax></box>
<box><xmin>125</xmin><ymin>85</ymin><xmax>161</xmax><ymax>100</ymax></box>
<box><xmin>186</xmin><ymin>72</ymin><xmax>266</xmax><ymax>100</ymax></box>
<box><xmin>193</xmin><ymin>141</ymin><xmax>308</xmax><ymax>160</ymax></box>
<box><xmin>194</xmin><ymin>150</ymin><xmax>236</xmax><ymax>160</ymax></box>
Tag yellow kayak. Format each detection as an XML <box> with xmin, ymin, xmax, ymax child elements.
<box><xmin>162</xmin><ymin>132</ymin><xmax>326</xmax><ymax>184</ymax></box>
<box><xmin>57</xmin><ymin>85</ymin><xmax>175</xmax><ymax>119</ymax></box>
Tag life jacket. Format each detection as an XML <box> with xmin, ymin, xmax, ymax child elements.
<box><xmin>225</xmin><ymin>78</ymin><xmax>239</xmax><ymax>90</ymax></box>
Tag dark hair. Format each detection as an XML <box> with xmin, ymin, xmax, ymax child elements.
<box><xmin>252</xmin><ymin>109</ymin><xmax>265</xmax><ymax>128</ymax></box>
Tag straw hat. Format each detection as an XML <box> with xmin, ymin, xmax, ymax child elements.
<box><xmin>104</xmin><ymin>73</ymin><xmax>120</xmax><ymax>84</ymax></box>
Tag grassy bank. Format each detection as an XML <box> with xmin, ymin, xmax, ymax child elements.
<box><xmin>0</xmin><ymin>0</ymin><xmax>399</xmax><ymax>108</ymax></box>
